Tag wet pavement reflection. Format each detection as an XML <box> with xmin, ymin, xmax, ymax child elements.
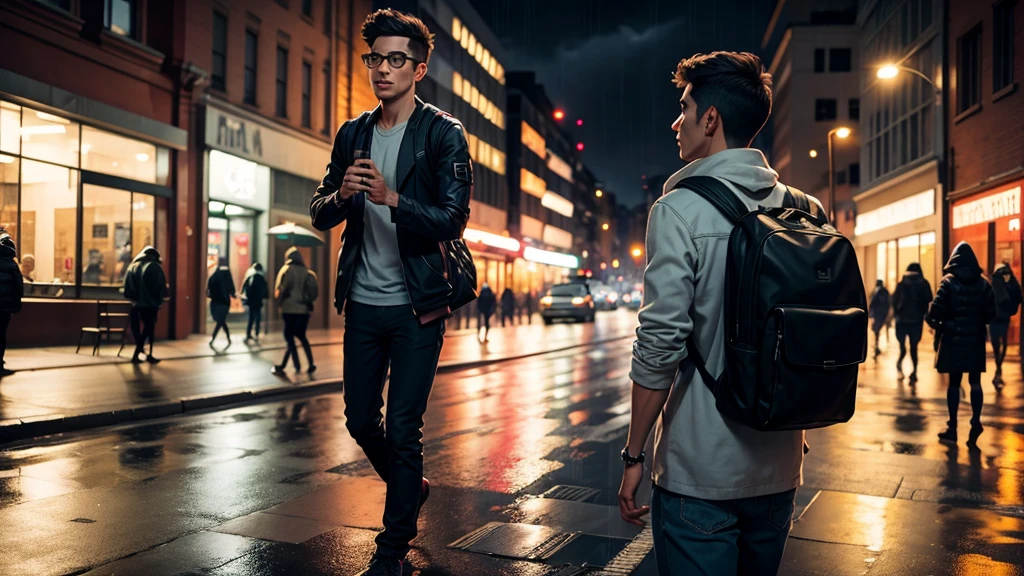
<box><xmin>0</xmin><ymin>314</ymin><xmax>1022</xmax><ymax>575</ymax></box>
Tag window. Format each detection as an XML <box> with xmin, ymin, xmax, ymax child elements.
<box><xmin>276</xmin><ymin>46</ymin><xmax>289</xmax><ymax>118</ymax></box>
<box><xmin>301</xmin><ymin>61</ymin><xmax>312</xmax><ymax>128</ymax></box>
<box><xmin>814</xmin><ymin>48</ymin><xmax>825</xmax><ymax>72</ymax></box>
<box><xmin>38</xmin><ymin>0</ymin><xmax>71</xmax><ymax>10</ymax></box>
<box><xmin>814</xmin><ymin>99</ymin><xmax>837</xmax><ymax>121</ymax></box>
<box><xmin>829</xmin><ymin>48</ymin><xmax>852</xmax><ymax>72</ymax></box>
<box><xmin>1</xmin><ymin>101</ymin><xmax>21</xmax><ymax>154</ymax></box>
<box><xmin>302</xmin><ymin>0</ymin><xmax>313</xmax><ymax>18</ymax></box>
<box><xmin>849</xmin><ymin>163</ymin><xmax>860</xmax><ymax>186</ymax></box>
<box><xmin>848</xmin><ymin>98</ymin><xmax>860</xmax><ymax>120</ymax></box>
<box><xmin>957</xmin><ymin>25</ymin><xmax>982</xmax><ymax>113</ymax></box>
<box><xmin>244</xmin><ymin>31</ymin><xmax>258</xmax><ymax>105</ymax></box>
<box><xmin>212</xmin><ymin>12</ymin><xmax>228</xmax><ymax>92</ymax></box>
<box><xmin>322</xmin><ymin>62</ymin><xmax>331</xmax><ymax>135</ymax></box>
<box><xmin>81</xmin><ymin>126</ymin><xmax>160</xmax><ymax>184</ymax></box>
<box><xmin>105</xmin><ymin>0</ymin><xmax>137</xmax><ymax>39</ymax></box>
<box><xmin>21</xmin><ymin>107</ymin><xmax>80</xmax><ymax>168</ymax></box>
<box><xmin>21</xmin><ymin>160</ymin><xmax>79</xmax><ymax>294</ymax></box>
<box><xmin>994</xmin><ymin>1</ymin><xmax>1016</xmax><ymax>92</ymax></box>
<box><xmin>0</xmin><ymin>157</ymin><xmax>18</xmax><ymax>241</ymax></box>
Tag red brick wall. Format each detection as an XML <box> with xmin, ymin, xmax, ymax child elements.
<box><xmin>948</xmin><ymin>0</ymin><xmax>1024</xmax><ymax>193</ymax></box>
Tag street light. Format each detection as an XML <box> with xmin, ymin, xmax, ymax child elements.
<box><xmin>631</xmin><ymin>247</ymin><xmax>643</xmax><ymax>258</ymax></box>
<box><xmin>809</xmin><ymin>149</ymin><xmax>818</xmax><ymax>158</ymax></box>
<box><xmin>554</xmin><ymin>109</ymin><xmax>565</xmax><ymax>120</ymax></box>
<box><xmin>827</xmin><ymin>126</ymin><xmax>852</xmax><ymax>226</ymax></box>
<box><xmin>612</xmin><ymin>259</ymin><xmax>620</xmax><ymax>269</ymax></box>
<box><xmin>602</xmin><ymin>223</ymin><xmax>610</xmax><ymax>231</ymax></box>
<box><xmin>595</xmin><ymin>189</ymin><xmax>604</xmax><ymax>198</ymax></box>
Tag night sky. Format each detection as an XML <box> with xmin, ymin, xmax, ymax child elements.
<box><xmin>467</xmin><ymin>0</ymin><xmax>775</xmax><ymax>206</ymax></box>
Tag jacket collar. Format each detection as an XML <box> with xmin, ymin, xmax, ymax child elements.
<box><xmin>362</xmin><ymin>97</ymin><xmax>427</xmax><ymax>194</ymax></box>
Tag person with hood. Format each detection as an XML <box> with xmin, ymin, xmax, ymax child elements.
<box><xmin>989</xmin><ymin>262</ymin><xmax>1021</xmax><ymax>389</ymax></box>
<box><xmin>241</xmin><ymin>263</ymin><xmax>269</xmax><ymax>344</ymax></box>
<box><xmin>926</xmin><ymin>242</ymin><xmax>996</xmax><ymax>448</ymax></box>
<box><xmin>123</xmin><ymin>246</ymin><xmax>168</xmax><ymax>364</ymax></box>
<box><xmin>893</xmin><ymin>262</ymin><xmax>933</xmax><ymax>383</ymax></box>
<box><xmin>207</xmin><ymin>257</ymin><xmax>236</xmax><ymax>347</ymax></box>
<box><xmin>500</xmin><ymin>287</ymin><xmax>516</xmax><ymax>327</ymax></box>
<box><xmin>0</xmin><ymin>229</ymin><xmax>24</xmax><ymax>376</ymax></box>
<box><xmin>868</xmin><ymin>279</ymin><xmax>891</xmax><ymax>357</ymax></box>
<box><xmin>273</xmin><ymin>247</ymin><xmax>317</xmax><ymax>374</ymax></box>
<box><xmin>476</xmin><ymin>282</ymin><xmax>496</xmax><ymax>342</ymax></box>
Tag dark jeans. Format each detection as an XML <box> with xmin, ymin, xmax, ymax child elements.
<box><xmin>343</xmin><ymin>302</ymin><xmax>445</xmax><ymax>559</ymax></box>
<box><xmin>0</xmin><ymin>311</ymin><xmax>10</xmax><ymax>367</ymax></box>
<box><xmin>280</xmin><ymin>313</ymin><xmax>313</xmax><ymax>369</ymax></box>
<box><xmin>651</xmin><ymin>486</ymin><xmax>796</xmax><ymax>576</ymax></box>
<box><xmin>948</xmin><ymin>372</ymin><xmax>983</xmax><ymax>428</ymax></box>
<box><xmin>991</xmin><ymin>322</ymin><xmax>1009</xmax><ymax>371</ymax></box>
<box><xmin>130</xmin><ymin>307</ymin><xmax>158</xmax><ymax>356</ymax></box>
<box><xmin>247</xmin><ymin>307</ymin><xmax>263</xmax><ymax>338</ymax></box>
<box><xmin>501</xmin><ymin>311</ymin><xmax>514</xmax><ymax>326</ymax></box>
<box><xmin>210</xmin><ymin>303</ymin><xmax>230</xmax><ymax>341</ymax></box>
<box><xmin>896</xmin><ymin>322</ymin><xmax>923</xmax><ymax>373</ymax></box>
<box><xmin>478</xmin><ymin>312</ymin><xmax>492</xmax><ymax>332</ymax></box>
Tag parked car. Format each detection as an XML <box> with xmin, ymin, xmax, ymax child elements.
<box><xmin>540</xmin><ymin>283</ymin><xmax>596</xmax><ymax>324</ymax></box>
<box><xmin>622</xmin><ymin>289</ymin><xmax>642</xmax><ymax>310</ymax></box>
<box><xmin>590</xmin><ymin>283</ymin><xmax>619</xmax><ymax>311</ymax></box>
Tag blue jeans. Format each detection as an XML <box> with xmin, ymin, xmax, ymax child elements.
<box><xmin>651</xmin><ymin>486</ymin><xmax>796</xmax><ymax>576</ymax></box>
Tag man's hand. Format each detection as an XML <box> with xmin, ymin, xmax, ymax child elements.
<box><xmin>618</xmin><ymin>464</ymin><xmax>650</xmax><ymax>527</ymax></box>
<box><xmin>340</xmin><ymin>165</ymin><xmax>369</xmax><ymax>200</ymax></box>
<box><xmin>349</xmin><ymin>160</ymin><xmax>399</xmax><ymax>207</ymax></box>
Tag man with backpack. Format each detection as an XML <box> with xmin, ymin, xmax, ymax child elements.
<box><xmin>122</xmin><ymin>246</ymin><xmax>168</xmax><ymax>364</ymax></box>
<box><xmin>309</xmin><ymin>9</ymin><xmax>473</xmax><ymax>575</ymax></box>
<box><xmin>618</xmin><ymin>51</ymin><xmax>866</xmax><ymax>575</ymax></box>
<box><xmin>989</xmin><ymin>262</ymin><xmax>1021</xmax><ymax>389</ymax></box>
<box><xmin>892</xmin><ymin>263</ymin><xmax>933</xmax><ymax>384</ymax></box>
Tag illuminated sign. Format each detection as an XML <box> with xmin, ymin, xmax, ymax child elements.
<box><xmin>541</xmin><ymin>192</ymin><xmax>574</xmax><ymax>217</ymax></box>
<box><xmin>854</xmin><ymin>189</ymin><xmax>935</xmax><ymax>236</ymax></box>
<box><xmin>952</xmin><ymin>186</ymin><xmax>1021</xmax><ymax>229</ymax></box>
<box><xmin>520</xmin><ymin>168</ymin><xmax>547</xmax><ymax>198</ymax></box>
<box><xmin>524</xmin><ymin>246</ymin><xmax>579</xmax><ymax>269</ymax></box>
<box><xmin>542</xmin><ymin>224</ymin><xmax>573</xmax><ymax>249</ymax></box>
<box><xmin>463</xmin><ymin>227</ymin><xmax>521</xmax><ymax>252</ymax></box>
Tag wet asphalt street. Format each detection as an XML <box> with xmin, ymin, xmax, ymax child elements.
<box><xmin>1</xmin><ymin>312</ymin><xmax>1023</xmax><ymax>575</ymax></box>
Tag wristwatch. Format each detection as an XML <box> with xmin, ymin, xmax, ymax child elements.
<box><xmin>621</xmin><ymin>446</ymin><xmax>645</xmax><ymax>467</ymax></box>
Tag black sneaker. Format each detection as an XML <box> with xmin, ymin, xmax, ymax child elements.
<box><xmin>358</xmin><ymin>555</ymin><xmax>404</xmax><ymax>576</ymax></box>
<box><xmin>131</xmin><ymin>355</ymin><xmax>144</xmax><ymax>364</ymax></box>
<box><xmin>307</xmin><ymin>364</ymin><xmax>317</xmax><ymax>375</ymax></box>
<box><xmin>938</xmin><ymin>428</ymin><xmax>958</xmax><ymax>445</ymax></box>
<box><xmin>146</xmin><ymin>355</ymin><xmax>161</xmax><ymax>364</ymax></box>
<box><xmin>967</xmin><ymin>423</ymin><xmax>984</xmax><ymax>448</ymax></box>
<box><xmin>271</xmin><ymin>365</ymin><xmax>286</xmax><ymax>375</ymax></box>
<box><xmin>908</xmin><ymin>372</ymin><xmax>918</xmax><ymax>384</ymax></box>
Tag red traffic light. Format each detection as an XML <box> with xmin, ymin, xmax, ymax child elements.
<box><xmin>576</xmin><ymin>119</ymin><xmax>583</xmax><ymax>126</ymax></box>
<box><xmin>576</xmin><ymin>142</ymin><xmax>584</xmax><ymax>151</ymax></box>
<box><xmin>554</xmin><ymin>109</ymin><xmax>565</xmax><ymax>120</ymax></box>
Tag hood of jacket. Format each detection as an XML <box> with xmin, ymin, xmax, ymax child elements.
<box><xmin>285</xmin><ymin>246</ymin><xmax>305</xmax><ymax>267</ymax></box>
<box><xmin>0</xmin><ymin>233</ymin><xmax>16</xmax><ymax>259</ymax></box>
<box><xmin>132</xmin><ymin>246</ymin><xmax>161</xmax><ymax>264</ymax></box>
<box><xmin>944</xmin><ymin>241</ymin><xmax>983</xmax><ymax>280</ymax></box>
<box><xmin>994</xmin><ymin>262</ymin><xmax>1016</xmax><ymax>279</ymax></box>
<box><xmin>665</xmin><ymin>149</ymin><xmax>780</xmax><ymax>197</ymax></box>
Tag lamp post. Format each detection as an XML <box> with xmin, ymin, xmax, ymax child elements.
<box><xmin>827</xmin><ymin>126</ymin><xmax>852</xmax><ymax>226</ymax></box>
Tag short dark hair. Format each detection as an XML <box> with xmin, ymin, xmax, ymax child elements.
<box><xmin>361</xmin><ymin>9</ymin><xmax>435</xmax><ymax>62</ymax></box>
<box><xmin>674</xmin><ymin>52</ymin><xmax>773</xmax><ymax>148</ymax></box>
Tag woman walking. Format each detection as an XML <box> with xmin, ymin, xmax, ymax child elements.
<box><xmin>241</xmin><ymin>263</ymin><xmax>269</xmax><ymax>344</ymax></box>
<box><xmin>207</xmin><ymin>257</ymin><xmax>236</xmax><ymax>347</ymax></box>
<box><xmin>926</xmin><ymin>242</ymin><xmax>996</xmax><ymax>448</ymax></box>
<box><xmin>868</xmin><ymin>279</ymin><xmax>890</xmax><ymax>357</ymax></box>
<box><xmin>273</xmin><ymin>247</ymin><xmax>318</xmax><ymax>375</ymax></box>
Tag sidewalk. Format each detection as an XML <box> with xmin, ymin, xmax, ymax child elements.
<box><xmin>0</xmin><ymin>311</ymin><xmax>638</xmax><ymax>444</ymax></box>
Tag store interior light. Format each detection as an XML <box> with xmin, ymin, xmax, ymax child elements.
<box><xmin>21</xmin><ymin>125</ymin><xmax>66</xmax><ymax>136</ymax></box>
<box><xmin>463</xmin><ymin>227</ymin><xmax>521</xmax><ymax>252</ymax></box>
<box><xmin>0</xmin><ymin>155</ymin><xmax>14</xmax><ymax>164</ymax></box>
<box><xmin>209</xmin><ymin>201</ymin><xmax>226</xmax><ymax>213</ymax></box>
<box><xmin>225</xmin><ymin>205</ymin><xmax>246</xmax><ymax>216</ymax></box>
<box><xmin>135</xmin><ymin>153</ymin><xmax>150</xmax><ymax>162</ymax></box>
<box><xmin>523</xmin><ymin>246</ymin><xmax>578</xmax><ymax>269</ymax></box>
<box><xmin>35</xmin><ymin>111</ymin><xmax>70</xmax><ymax>124</ymax></box>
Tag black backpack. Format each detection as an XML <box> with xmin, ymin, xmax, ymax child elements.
<box><xmin>677</xmin><ymin>176</ymin><xmax>868</xmax><ymax>431</ymax></box>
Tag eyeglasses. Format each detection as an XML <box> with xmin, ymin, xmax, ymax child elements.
<box><xmin>361</xmin><ymin>51</ymin><xmax>420</xmax><ymax>69</ymax></box>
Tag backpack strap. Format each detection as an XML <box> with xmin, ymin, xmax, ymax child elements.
<box><xmin>783</xmin><ymin>185</ymin><xmax>829</xmax><ymax>226</ymax></box>
<box><xmin>674</xmin><ymin>175</ymin><xmax>750</xmax><ymax>224</ymax></box>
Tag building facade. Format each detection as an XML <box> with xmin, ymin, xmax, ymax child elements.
<box><xmin>853</xmin><ymin>0</ymin><xmax>945</xmax><ymax>295</ymax></box>
<box><xmin>946</xmin><ymin>0</ymin><xmax>1023</xmax><ymax>344</ymax></box>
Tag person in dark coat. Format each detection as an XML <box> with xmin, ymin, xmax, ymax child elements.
<box><xmin>868</xmin><ymin>279</ymin><xmax>890</xmax><ymax>357</ymax></box>
<box><xmin>207</xmin><ymin>257</ymin><xmax>236</xmax><ymax>347</ymax></box>
<box><xmin>0</xmin><ymin>229</ymin><xmax>24</xmax><ymax>376</ymax></box>
<box><xmin>893</xmin><ymin>262</ymin><xmax>933</xmax><ymax>383</ymax></box>
<box><xmin>500</xmin><ymin>287</ymin><xmax>516</xmax><ymax>327</ymax></box>
<box><xmin>123</xmin><ymin>246</ymin><xmax>168</xmax><ymax>363</ymax></box>
<box><xmin>241</xmin><ymin>263</ymin><xmax>269</xmax><ymax>344</ymax></box>
<box><xmin>477</xmin><ymin>283</ymin><xmax>496</xmax><ymax>342</ymax></box>
<box><xmin>926</xmin><ymin>242</ymin><xmax>996</xmax><ymax>447</ymax></box>
<box><xmin>989</xmin><ymin>262</ymin><xmax>1021</xmax><ymax>389</ymax></box>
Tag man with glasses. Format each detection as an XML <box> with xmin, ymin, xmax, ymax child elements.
<box><xmin>310</xmin><ymin>8</ymin><xmax>472</xmax><ymax>576</ymax></box>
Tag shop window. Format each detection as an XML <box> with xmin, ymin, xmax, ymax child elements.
<box><xmin>244</xmin><ymin>31</ymin><xmax>259</xmax><ymax>105</ymax></box>
<box><xmin>21</xmin><ymin>107</ymin><xmax>80</xmax><ymax>168</ymax></box>
<box><xmin>0</xmin><ymin>102</ymin><xmax>20</xmax><ymax>155</ymax></box>
<box><xmin>0</xmin><ymin>157</ymin><xmax>17</xmax><ymax>241</ymax></box>
<box><xmin>829</xmin><ymin>48</ymin><xmax>852</xmax><ymax>72</ymax></box>
<box><xmin>81</xmin><ymin>126</ymin><xmax>159</xmax><ymax>183</ymax></box>
<box><xmin>919</xmin><ymin>231</ymin><xmax>937</xmax><ymax>289</ymax></box>
<box><xmin>957</xmin><ymin>25</ymin><xmax>982</xmax><ymax>113</ymax></box>
<box><xmin>212</xmin><ymin>11</ymin><xmax>228</xmax><ymax>92</ymax></box>
<box><xmin>20</xmin><ymin>160</ymin><xmax>79</xmax><ymax>296</ymax></box>
<box><xmin>994</xmin><ymin>0</ymin><xmax>1015</xmax><ymax>92</ymax></box>
<box><xmin>106</xmin><ymin>0</ymin><xmax>138</xmax><ymax>40</ymax></box>
<box><xmin>82</xmin><ymin>185</ymin><xmax>132</xmax><ymax>287</ymax></box>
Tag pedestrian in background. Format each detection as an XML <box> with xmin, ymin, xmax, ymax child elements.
<box><xmin>273</xmin><ymin>247</ymin><xmax>317</xmax><ymax>375</ymax></box>
<box><xmin>500</xmin><ymin>286</ymin><xmax>516</xmax><ymax>327</ymax></box>
<box><xmin>123</xmin><ymin>246</ymin><xmax>168</xmax><ymax>364</ymax></box>
<box><xmin>989</xmin><ymin>262</ymin><xmax>1021</xmax><ymax>390</ymax></box>
<box><xmin>207</xmin><ymin>257</ymin><xmax>235</xmax><ymax>348</ymax></box>
<box><xmin>926</xmin><ymin>242</ymin><xmax>995</xmax><ymax>448</ymax></box>
<box><xmin>241</xmin><ymin>262</ymin><xmax>269</xmax><ymax>344</ymax></box>
<box><xmin>869</xmin><ymin>279</ymin><xmax>890</xmax><ymax>357</ymax></box>
<box><xmin>524</xmin><ymin>290</ymin><xmax>535</xmax><ymax>324</ymax></box>
<box><xmin>477</xmin><ymin>282</ymin><xmax>496</xmax><ymax>342</ymax></box>
<box><xmin>893</xmin><ymin>262</ymin><xmax>932</xmax><ymax>384</ymax></box>
<box><xmin>0</xmin><ymin>229</ymin><xmax>24</xmax><ymax>376</ymax></box>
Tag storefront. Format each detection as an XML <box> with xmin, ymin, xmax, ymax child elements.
<box><xmin>949</xmin><ymin>180</ymin><xmax>1023</xmax><ymax>344</ymax></box>
<box><xmin>0</xmin><ymin>95</ymin><xmax>182</xmax><ymax>346</ymax></box>
<box><xmin>853</xmin><ymin>162</ymin><xmax>944</xmax><ymax>295</ymax></box>
<box><xmin>201</xmin><ymin>102</ymin><xmax>332</xmax><ymax>334</ymax></box>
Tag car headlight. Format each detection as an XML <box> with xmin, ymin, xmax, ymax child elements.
<box><xmin>540</xmin><ymin>296</ymin><xmax>553</xmax><ymax>307</ymax></box>
<box><xmin>622</xmin><ymin>294</ymin><xmax>632</xmax><ymax>303</ymax></box>
<box><xmin>571</xmin><ymin>297</ymin><xmax>585</xmax><ymax>306</ymax></box>
<box><xmin>608</xmin><ymin>292</ymin><xmax>619</xmax><ymax>302</ymax></box>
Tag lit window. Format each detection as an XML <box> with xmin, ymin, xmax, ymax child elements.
<box><xmin>21</xmin><ymin>107</ymin><xmax>80</xmax><ymax>168</ymax></box>
<box><xmin>452</xmin><ymin>71</ymin><xmax>463</xmax><ymax>97</ymax></box>
<box><xmin>475</xmin><ymin>41</ymin><xmax>484</xmax><ymax>61</ymax></box>
<box><xmin>452</xmin><ymin>17</ymin><xmax>461</xmax><ymax>41</ymax></box>
<box><xmin>488</xmin><ymin>58</ymin><xmax>497</xmax><ymax>77</ymax></box>
<box><xmin>470</xmin><ymin>86</ymin><xmax>479</xmax><ymax>110</ymax></box>
<box><xmin>82</xmin><ymin>126</ymin><xmax>159</xmax><ymax>183</ymax></box>
<box><xmin>460</xmin><ymin>27</ymin><xmax>469</xmax><ymax>49</ymax></box>
<box><xmin>468</xmin><ymin>34</ymin><xmax>476</xmax><ymax>55</ymax></box>
<box><xmin>521</xmin><ymin>121</ymin><xmax>546</xmax><ymax>158</ymax></box>
<box><xmin>462</xmin><ymin>78</ymin><xmax>471</xmax><ymax>101</ymax></box>
<box><xmin>482</xmin><ymin>51</ymin><xmax>490</xmax><ymax>71</ymax></box>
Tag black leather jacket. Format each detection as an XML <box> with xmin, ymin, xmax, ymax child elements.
<box><xmin>310</xmin><ymin>98</ymin><xmax>472</xmax><ymax>318</ymax></box>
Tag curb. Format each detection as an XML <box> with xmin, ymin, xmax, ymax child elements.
<box><xmin>0</xmin><ymin>334</ymin><xmax>631</xmax><ymax>445</ymax></box>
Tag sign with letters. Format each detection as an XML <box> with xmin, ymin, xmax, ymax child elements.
<box><xmin>204</xmin><ymin>104</ymin><xmax>330</xmax><ymax>179</ymax></box>
<box><xmin>952</xmin><ymin>186</ymin><xmax>1022</xmax><ymax>229</ymax></box>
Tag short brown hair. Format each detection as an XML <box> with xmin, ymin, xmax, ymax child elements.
<box><xmin>361</xmin><ymin>9</ymin><xmax>435</xmax><ymax>62</ymax></box>
<box><xmin>674</xmin><ymin>52</ymin><xmax>773</xmax><ymax>148</ymax></box>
